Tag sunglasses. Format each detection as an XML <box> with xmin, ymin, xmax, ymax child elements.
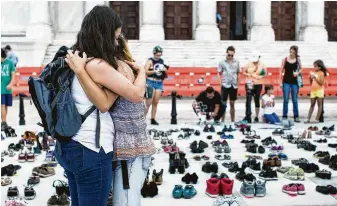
<box><xmin>227</xmin><ymin>54</ymin><xmax>234</xmax><ymax>57</ymax></box>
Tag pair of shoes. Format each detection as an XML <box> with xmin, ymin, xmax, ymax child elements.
<box><xmin>308</xmin><ymin>126</ymin><xmax>319</xmax><ymax>131</ymax></box>
<box><xmin>315</xmin><ymin>169</ymin><xmax>331</xmax><ymax>179</ymax></box>
<box><xmin>221</xmin><ymin>125</ymin><xmax>235</xmax><ymax>133</ymax></box>
<box><xmin>220</xmin><ymin>133</ymin><xmax>234</xmax><ymax>139</ymax></box>
<box><xmin>284</xmin><ymin>168</ymin><xmax>305</xmax><ymax>181</ymax></box>
<box><xmin>314</xmin><ymin>138</ymin><xmax>327</xmax><ymax>143</ymax></box>
<box><xmin>1</xmin><ymin>164</ymin><xmax>20</xmax><ymax>177</ymax></box>
<box><xmin>202</xmin><ymin>162</ymin><xmax>218</xmax><ymax>173</ymax></box>
<box><xmin>263</xmin><ymin>157</ymin><xmax>281</xmax><ymax>169</ymax></box>
<box><xmin>282</xmin><ymin>184</ymin><xmax>305</xmax><ymax>196</ymax></box>
<box><xmin>259</xmin><ymin>167</ymin><xmax>278</xmax><ymax>181</ymax></box>
<box><xmin>172</xmin><ymin>185</ymin><xmax>197</xmax><ymax>199</ymax></box>
<box><xmin>7</xmin><ymin>186</ymin><xmax>36</xmax><ymax>200</ymax></box>
<box><xmin>193</xmin><ymin>155</ymin><xmax>210</xmax><ymax>161</ymax></box>
<box><xmin>204</xmin><ymin>124</ymin><xmax>216</xmax><ymax>132</ymax></box>
<box><xmin>182</xmin><ymin>173</ymin><xmax>198</xmax><ymax>184</ymax></box>
<box><xmin>214</xmin><ymin>145</ymin><xmax>231</xmax><ymax>153</ymax></box>
<box><xmin>240</xmin><ymin>179</ymin><xmax>266</xmax><ymax>198</ymax></box>
<box><xmin>322</xmin><ymin>124</ymin><xmax>335</xmax><ymax>132</ymax></box>
<box><xmin>262</xmin><ymin>138</ymin><xmax>277</xmax><ymax>148</ymax></box>
<box><xmin>292</xmin><ymin>158</ymin><xmax>309</xmax><ymax>166</ymax></box>
<box><xmin>169</xmin><ymin>152</ymin><xmax>188</xmax><ymax>174</ymax></box>
<box><xmin>272</xmin><ymin>128</ymin><xmax>284</xmax><ymax>136</ymax></box>
<box><xmin>213</xmin><ymin>196</ymin><xmax>240</xmax><ymax>206</ymax></box>
<box><xmin>316</xmin><ymin>185</ymin><xmax>337</xmax><ymax>195</ymax></box>
<box><xmin>190</xmin><ymin>140</ymin><xmax>208</xmax><ymax>153</ymax></box>
<box><xmin>215</xmin><ymin>154</ymin><xmax>231</xmax><ymax>160</ymax></box>
<box><xmin>47</xmin><ymin>194</ymin><xmax>70</xmax><ymax>206</ymax></box>
<box><xmin>18</xmin><ymin>150</ymin><xmax>35</xmax><ymax>162</ymax></box>
<box><xmin>270</xmin><ymin>145</ymin><xmax>284</xmax><ymax>152</ymax></box>
<box><xmin>151</xmin><ymin>119</ymin><xmax>159</xmax><ymax>125</ymax></box>
<box><xmin>141</xmin><ymin>177</ymin><xmax>158</xmax><ymax>198</ymax></box>
<box><xmin>268</xmin><ymin>152</ymin><xmax>288</xmax><ymax>160</ymax></box>
<box><xmin>206</xmin><ymin>177</ymin><xmax>234</xmax><ymax>197</ymax></box>
<box><xmin>235</xmin><ymin>169</ymin><xmax>256</xmax><ymax>182</ymax></box>
<box><xmin>247</xmin><ymin>145</ymin><xmax>265</xmax><ymax>154</ymax></box>
<box><xmin>249</xmin><ymin>162</ymin><xmax>262</xmax><ymax>174</ymax></box>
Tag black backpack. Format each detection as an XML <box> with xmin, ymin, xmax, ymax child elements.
<box><xmin>28</xmin><ymin>46</ymin><xmax>101</xmax><ymax>148</ymax></box>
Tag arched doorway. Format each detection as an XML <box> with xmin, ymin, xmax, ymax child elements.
<box><xmin>325</xmin><ymin>1</ymin><xmax>337</xmax><ymax>41</ymax></box>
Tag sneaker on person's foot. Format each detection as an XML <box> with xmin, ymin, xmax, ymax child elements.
<box><xmin>151</xmin><ymin>119</ymin><xmax>159</xmax><ymax>125</ymax></box>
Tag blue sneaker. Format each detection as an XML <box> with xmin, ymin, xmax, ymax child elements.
<box><xmin>278</xmin><ymin>153</ymin><xmax>288</xmax><ymax>160</ymax></box>
<box><xmin>255</xmin><ymin>179</ymin><xmax>266</xmax><ymax>197</ymax></box>
<box><xmin>33</xmin><ymin>147</ymin><xmax>41</xmax><ymax>156</ymax></box>
<box><xmin>240</xmin><ymin>179</ymin><xmax>255</xmax><ymax>198</ymax></box>
<box><xmin>172</xmin><ymin>185</ymin><xmax>183</xmax><ymax>199</ymax></box>
<box><xmin>45</xmin><ymin>150</ymin><xmax>53</xmax><ymax>162</ymax></box>
<box><xmin>220</xmin><ymin>133</ymin><xmax>234</xmax><ymax>139</ymax></box>
<box><xmin>183</xmin><ymin>185</ymin><xmax>197</xmax><ymax>199</ymax></box>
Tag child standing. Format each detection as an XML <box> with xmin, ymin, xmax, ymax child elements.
<box><xmin>1</xmin><ymin>48</ymin><xmax>16</xmax><ymax>131</ymax></box>
<box><xmin>305</xmin><ymin>60</ymin><xmax>327</xmax><ymax>123</ymax></box>
<box><xmin>261</xmin><ymin>84</ymin><xmax>280</xmax><ymax>124</ymax></box>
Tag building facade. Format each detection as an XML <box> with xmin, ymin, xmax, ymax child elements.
<box><xmin>2</xmin><ymin>1</ymin><xmax>337</xmax><ymax>42</ymax></box>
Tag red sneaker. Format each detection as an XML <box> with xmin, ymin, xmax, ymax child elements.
<box><xmin>206</xmin><ymin>178</ymin><xmax>220</xmax><ymax>198</ymax></box>
<box><xmin>220</xmin><ymin>178</ymin><xmax>234</xmax><ymax>195</ymax></box>
<box><xmin>282</xmin><ymin>184</ymin><xmax>297</xmax><ymax>196</ymax></box>
<box><xmin>27</xmin><ymin>152</ymin><xmax>35</xmax><ymax>162</ymax></box>
<box><xmin>18</xmin><ymin>151</ymin><xmax>27</xmax><ymax>163</ymax></box>
<box><xmin>296</xmin><ymin>184</ymin><xmax>305</xmax><ymax>195</ymax></box>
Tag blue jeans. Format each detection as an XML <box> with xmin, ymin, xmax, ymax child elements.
<box><xmin>113</xmin><ymin>157</ymin><xmax>152</xmax><ymax>206</ymax></box>
<box><xmin>264</xmin><ymin>113</ymin><xmax>281</xmax><ymax>124</ymax></box>
<box><xmin>55</xmin><ymin>140</ymin><xmax>113</xmax><ymax>206</ymax></box>
<box><xmin>282</xmin><ymin>83</ymin><xmax>299</xmax><ymax>118</ymax></box>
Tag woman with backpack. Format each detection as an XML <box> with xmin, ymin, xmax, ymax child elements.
<box><xmin>144</xmin><ymin>46</ymin><xmax>168</xmax><ymax>125</ymax></box>
<box><xmin>280</xmin><ymin>45</ymin><xmax>302</xmax><ymax>123</ymax></box>
<box><xmin>63</xmin><ymin>6</ymin><xmax>156</xmax><ymax>206</ymax></box>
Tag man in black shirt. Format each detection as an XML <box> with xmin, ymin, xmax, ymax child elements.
<box><xmin>192</xmin><ymin>86</ymin><xmax>226</xmax><ymax>124</ymax></box>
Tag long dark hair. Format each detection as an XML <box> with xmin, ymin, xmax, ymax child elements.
<box><xmin>73</xmin><ymin>6</ymin><xmax>124</xmax><ymax>69</ymax></box>
<box><xmin>290</xmin><ymin>45</ymin><xmax>300</xmax><ymax>58</ymax></box>
<box><xmin>314</xmin><ymin>60</ymin><xmax>328</xmax><ymax>77</ymax></box>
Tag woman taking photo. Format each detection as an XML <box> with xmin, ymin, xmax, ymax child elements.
<box><xmin>145</xmin><ymin>46</ymin><xmax>167</xmax><ymax>125</ymax></box>
<box><xmin>280</xmin><ymin>45</ymin><xmax>302</xmax><ymax>123</ymax></box>
<box><xmin>242</xmin><ymin>51</ymin><xmax>267</xmax><ymax>123</ymax></box>
<box><xmin>57</xmin><ymin>6</ymin><xmax>154</xmax><ymax>206</ymax></box>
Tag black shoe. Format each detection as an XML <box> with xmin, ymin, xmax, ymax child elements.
<box><xmin>318</xmin><ymin>155</ymin><xmax>330</xmax><ymax>165</ymax></box>
<box><xmin>249</xmin><ymin>162</ymin><xmax>261</xmax><ymax>173</ymax></box>
<box><xmin>314</xmin><ymin>151</ymin><xmax>330</xmax><ymax>159</ymax></box>
<box><xmin>141</xmin><ymin>181</ymin><xmax>158</xmax><ymax>198</ymax></box>
<box><xmin>254</xmin><ymin>117</ymin><xmax>259</xmax><ymax>123</ymax></box>
<box><xmin>202</xmin><ymin>162</ymin><xmax>212</xmax><ymax>173</ymax></box>
<box><xmin>228</xmin><ymin>162</ymin><xmax>239</xmax><ymax>173</ymax></box>
<box><xmin>199</xmin><ymin>140</ymin><xmax>209</xmax><ymax>150</ymax></box>
<box><xmin>151</xmin><ymin>119</ymin><xmax>159</xmax><ymax>125</ymax></box>
<box><xmin>243</xmin><ymin>117</ymin><xmax>252</xmax><ymax>124</ymax></box>
<box><xmin>314</xmin><ymin>139</ymin><xmax>327</xmax><ymax>143</ymax></box>
<box><xmin>315</xmin><ymin>169</ymin><xmax>332</xmax><ymax>179</ymax></box>
<box><xmin>261</xmin><ymin>136</ymin><xmax>272</xmax><ymax>144</ymax></box>
<box><xmin>294</xmin><ymin>117</ymin><xmax>301</xmax><ymax>123</ymax></box>
<box><xmin>194</xmin><ymin>130</ymin><xmax>200</xmax><ymax>136</ymax></box>
<box><xmin>210</xmin><ymin>172</ymin><xmax>229</xmax><ymax>179</ymax></box>
<box><xmin>329</xmin><ymin>161</ymin><xmax>337</xmax><ymax>170</ymax></box>
<box><xmin>247</xmin><ymin>145</ymin><xmax>257</xmax><ymax>153</ymax></box>
<box><xmin>328</xmin><ymin>143</ymin><xmax>337</xmax><ymax>148</ymax></box>
<box><xmin>241</xmin><ymin>139</ymin><xmax>255</xmax><ymax>144</ymax></box>
<box><xmin>203</xmin><ymin>124</ymin><xmax>215</xmax><ymax>132</ymax></box>
<box><xmin>259</xmin><ymin>168</ymin><xmax>278</xmax><ymax>181</ymax></box>
<box><xmin>152</xmin><ymin>169</ymin><xmax>163</xmax><ymax>185</ymax></box>
<box><xmin>258</xmin><ymin>146</ymin><xmax>265</xmax><ymax>154</ymax></box>
<box><xmin>316</xmin><ymin>185</ymin><xmax>337</xmax><ymax>195</ymax></box>
<box><xmin>182</xmin><ymin>173</ymin><xmax>195</xmax><ymax>184</ymax></box>
<box><xmin>244</xmin><ymin>173</ymin><xmax>256</xmax><ymax>182</ymax></box>
<box><xmin>235</xmin><ymin>168</ymin><xmax>246</xmax><ymax>181</ymax></box>
<box><xmin>211</xmin><ymin>162</ymin><xmax>219</xmax><ymax>173</ymax></box>
<box><xmin>7</xmin><ymin>186</ymin><xmax>19</xmax><ymax>199</ymax></box>
<box><xmin>299</xmin><ymin>163</ymin><xmax>320</xmax><ymax>173</ymax></box>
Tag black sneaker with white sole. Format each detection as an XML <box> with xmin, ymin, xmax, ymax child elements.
<box><xmin>259</xmin><ymin>168</ymin><xmax>278</xmax><ymax>181</ymax></box>
<box><xmin>315</xmin><ymin>169</ymin><xmax>332</xmax><ymax>179</ymax></box>
<box><xmin>7</xmin><ymin>186</ymin><xmax>19</xmax><ymax>199</ymax></box>
<box><xmin>24</xmin><ymin>185</ymin><xmax>36</xmax><ymax>200</ymax></box>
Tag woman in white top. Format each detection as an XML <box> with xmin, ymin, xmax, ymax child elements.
<box><xmin>55</xmin><ymin>6</ymin><xmax>146</xmax><ymax>206</ymax></box>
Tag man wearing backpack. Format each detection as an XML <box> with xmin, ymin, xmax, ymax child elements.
<box><xmin>1</xmin><ymin>48</ymin><xmax>16</xmax><ymax>131</ymax></box>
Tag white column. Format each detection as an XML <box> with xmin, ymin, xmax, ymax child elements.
<box><xmin>85</xmin><ymin>1</ymin><xmax>106</xmax><ymax>14</ymax></box>
<box><xmin>195</xmin><ymin>1</ymin><xmax>220</xmax><ymax>41</ymax></box>
<box><xmin>139</xmin><ymin>1</ymin><xmax>165</xmax><ymax>41</ymax></box>
<box><xmin>301</xmin><ymin>1</ymin><xmax>328</xmax><ymax>42</ymax></box>
<box><xmin>26</xmin><ymin>1</ymin><xmax>52</xmax><ymax>43</ymax></box>
<box><xmin>249</xmin><ymin>1</ymin><xmax>275</xmax><ymax>42</ymax></box>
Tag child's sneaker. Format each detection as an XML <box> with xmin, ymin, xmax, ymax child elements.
<box><xmin>220</xmin><ymin>178</ymin><xmax>234</xmax><ymax>196</ymax></box>
<box><xmin>172</xmin><ymin>185</ymin><xmax>183</xmax><ymax>199</ymax></box>
<box><xmin>45</xmin><ymin>151</ymin><xmax>54</xmax><ymax>162</ymax></box>
<box><xmin>284</xmin><ymin>167</ymin><xmax>298</xmax><ymax>180</ymax></box>
<box><xmin>255</xmin><ymin>179</ymin><xmax>266</xmax><ymax>197</ymax></box>
<box><xmin>18</xmin><ymin>151</ymin><xmax>27</xmax><ymax>163</ymax></box>
<box><xmin>182</xmin><ymin>185</ymin><xmax>197</xmax><ymax>199</ymax></box>
<box><xmin>297</xmin><ymin>168</ymin><xmax>305</xmax><ymax>180</ymax></box>
<box><xmin>296</xmin><ymin>184</ymin><xmax>305</xmax><ymax>195</ymax></box>
<box><xmin>282</xmin><ymin>184</ymin><xmax>298</xmax><ymax>196</ymax></box>
<box><xmin>240</xmin><ymin>179</ymin><xmax>255</xmax><ymax>198</ymax></box>
<box><xmin>206</xmin><ymin>178</ymin><xmax>220</xmax><ymax>198</ymax></box>
<box><xmin>27</xmin><ymin>151</ymin><xmax>35</xmax><ymax>162</ymax></box>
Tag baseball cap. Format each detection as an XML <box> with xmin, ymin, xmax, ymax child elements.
<box><xmin>250</xmin><ymin>50</ymin><xmax>260</xmax><ymax>62</ymax></box>
<box><xmin>153</xmin><ymin>46</ymin><xmax>163</xmax><ymax>54</ymax></box>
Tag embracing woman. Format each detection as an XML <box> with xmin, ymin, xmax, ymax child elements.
<box><xmin>58</xmin><ymin>5</ymin><xmax>155</xmax><ymax>206</ymax></box>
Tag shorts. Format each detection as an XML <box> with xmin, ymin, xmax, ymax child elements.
<box><xmin>221</xmin><ymin>86</ymin><xmax>238</xmax><ymax>102</ymax></box>
<box><xmin>146</xmin><ymin>79</ymin><xmax>164</xmax><ymax>91</ymax></box>
<box><xmin>310</xmin><ymin>90</ymin><xmax>324</xmax><ymax>98</ymax></box>
<box><xmin>1</xmin><ymin>94</ymin><xmax>13</xmax><ymax>106</ymax></box>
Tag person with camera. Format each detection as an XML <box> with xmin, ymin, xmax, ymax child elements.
<box><xmin>145</xmin><ymin>46</ymin><xmax>168</xmax><ymax>125</ymax></box>
<box><xmin>192</xmin><ymin>86</ymin><xmax>225</xmax><ymax>125</ymax></box>
<box><xmin>242</xmin><ymin>51</ymin><xmax>267</xmax><ymax>123</ymax></box>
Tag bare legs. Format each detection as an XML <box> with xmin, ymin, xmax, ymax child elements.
<box><xmin>229</xmin><ymin>101</ymin><xmax>235</xmax><ymax>122</ymax></box>
<box><xmin>1</xmin><ymin>105</ymin><xmax>7</xmax><ymax>122</ymax></box>
<box><xmin>306</xmin><ymin>97</ymin><xmax>323</xmax><ymax>122</ymax></box>
<box><xmin>145</xmin><ymin>90</ymin><xmax>161</xmax><ymax>123</ymax></box>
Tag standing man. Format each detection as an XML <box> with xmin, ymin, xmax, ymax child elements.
<box><xmin>4</xmin><ymin>45</ymin><xmax>19</xmax><ymax>67</ymax></box>
<box><xmin>217</xmin><ymin>46</ymin><xmax>240</xmax><ymax>122</ymax></box>
<box><xmin>1</xmin><ymin>48</ymin><xmax>16</xmax><ymax>130</ymax></box>
<box><xmin>192</xmin><ymin>86</ymin><xmax>225</xmax><ymax>125</ymax></box>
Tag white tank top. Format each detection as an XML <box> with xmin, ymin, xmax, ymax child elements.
<box><xmin>71</xmin><ymin>76</ymin><xmax>114</xmax><ymax>153</ymax></box>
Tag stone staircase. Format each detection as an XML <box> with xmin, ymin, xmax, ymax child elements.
<box><xmin>43</xmin><ymin>40</ymin><xmax>337</xmax><ymax>67</ymax></box>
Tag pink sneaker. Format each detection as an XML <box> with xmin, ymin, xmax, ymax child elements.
<box><xmin>296</xmin><ymin>184</ymin><xmax>305</xmax><ymax>195</ymax></box>
<box><xmin>206</xmin><ymin>178</ymin><xmax>220</xmax><ymax>198</ymax></box>
<box><xmin>171</xmin><ymin>144</ymin><xmax>180</xmax><ymax>153</ymax></box>
<box><xmin>282</xmin><ymin>184</ymin><xmax>297</xmax><ymax>196</ymax></box>
<box><xmin>163</xmin><ymin>146</ymin><xmax>172</xmax><ymax>153</ymax></box>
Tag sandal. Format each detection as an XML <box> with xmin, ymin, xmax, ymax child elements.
<box><xmin>1</xmin><ymin>177</ymin><xmax>12</xmax><ymax>186</ymax></box>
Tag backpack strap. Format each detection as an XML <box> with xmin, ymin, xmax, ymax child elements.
<box><xmin>81</xmin><ymin>105</ymin><xmax>96</xmax><ymax>122</ymax></box>
<box><xmin>95</xmin><ymin>109</ymin><xmax>100</xmax><ymax>148</ymax></box>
